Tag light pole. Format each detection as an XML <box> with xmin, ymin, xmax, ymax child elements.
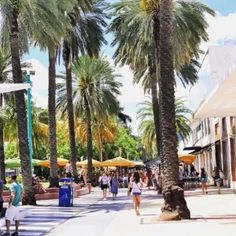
<box><xmin>23</xmin><ymin>70</ymin><xmax>35</xmax><ymax>170</ymax></box>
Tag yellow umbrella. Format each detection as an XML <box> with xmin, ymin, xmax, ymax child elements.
<box><xmin>77</xmin><ymin>159</ymin><xmax>101</xmax><ymax>167</ymax></box>
<box><xmin>178</xmin><ymin>153</ymin><xmax>196</xmax><ymax>164</ymax></box>
<box><xmin>101</xmin><ymin>156</ymin><xmax>135</xmax><ymax>167</ymax></box>
<box><xmin>38</xmin><ymin>158</ymin><xmax>68</xmax><ymax>168</ymax></box>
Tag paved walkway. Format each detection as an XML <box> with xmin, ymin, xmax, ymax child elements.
<box><xmin>1</xmin><ymin>189</ymin><xmax>102</xmax><ymax>236</ymax></box>
<box><xmin>1</xmin><ymin>187</ymin><xmax>236</xmax><ymax>236</ymax></box>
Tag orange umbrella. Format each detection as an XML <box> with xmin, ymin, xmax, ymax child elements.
<box><xmin>101</xmin><ymin>156</ymin><xmax>135</xmax><ymax>167</ymax></box>
<box><xmin>178</xmin><ymin>153</ymin><xmax>196</xmax><ymax>164</ymax></box>
<box><xmin>77</xmin><ymin>159</ymin><xmax>101</xmax><ymax>167</ymax></box>
<box><xmin>38</xmin><ymin>158</ymin><xmax>68</xmax><ymax>168</ymax></box>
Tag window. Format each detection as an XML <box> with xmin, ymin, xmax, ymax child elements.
<box><xmin>215</xmin><ymin>123</ymin><xmax>219</xmax><ymax>135</ymax></box>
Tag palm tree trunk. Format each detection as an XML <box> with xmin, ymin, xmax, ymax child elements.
<box><xmin>63</xmin><ymin>44</ymin><xmax>78</xmax><ymax>182</ymax></box>
<box><xmin>0</xmin><ymin>94</ymin><xmax>5</xmax><ymax>181</ymax></box>
<box><xmin>149</xmin><ymin>65</ymin><xmax>161</xmax><ymax>157</ymax></box>
<box><xmin>152</xmin><ymin>12</ymin><xmax>164</xmax><ymax>169</ymax></box>
<box><xmin>84</xmin><ymin>96</ymin><xmax>93</xmax><ymax>182</ymax></box>
<box><xmin>48</xmin><ymin>49</ymin><xmax>59</xmax><ymax>187</ymax></box>
<box><xmin>9</xmin><ymin>8</ymin><xmax>35</xmax><ymax>205</ymax></box>
<box><xmin>158</xmin><ymin>0</ymin><xmax>190</xmax><ymax>220</ymax></box>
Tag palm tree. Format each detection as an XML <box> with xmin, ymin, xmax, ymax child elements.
<box><xmin>62</xmin><ymin>0</ymin><xmax>107</xmax><ymax>181</ymax></box>
<box><xmin>33</xmin><ymin>1</ymin><xmax>75</xmax><ymax>187</ymax></box>
<box><xmin>110</xmin><ymin>0</ymin><xmax>214</xmax><ymax>219</ymax></box>
<box><xmin>158</xmin><ymin>0</ymin><xmax>189</xmax><ymax>220</ymax></box>
<box><xmin>57</xmin><ymin>55</ymin><xmax>121</xmax><ymax>180</ymax></box>
<box><xmin>137</xmin><ymin>98</ymin><xmax>191</xmax><ymax>155</ymax></box>
<box><xmin>0</xmin><ymin>0</ymin><xmax>36</xmax><ymax>204</ymax></box>
<box><xmin>0</xmin><ymin>0</ymin><xmax>71</xmax><ymax>196</ymax></box>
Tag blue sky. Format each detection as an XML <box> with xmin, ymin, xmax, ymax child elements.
<box><xmin>202</xmin><ymin>0</ymin><xmax>236</xmax><ymax>15</ymax></box>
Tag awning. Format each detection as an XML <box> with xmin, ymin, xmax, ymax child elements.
<box><xmin>194</xmin><ymin>63</ymin><xmax>236</xmax><ymax>118</ymax></box>
<box><xmin>0</xmin><ymin>84</ymin><xmax>30</xmax><ymax>94</ymax></box>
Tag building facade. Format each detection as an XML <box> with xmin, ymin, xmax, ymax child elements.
<box><xmin>180</xmin><ymin>44</ymin><xmax>236</xmax><ymax>189</ymax></box>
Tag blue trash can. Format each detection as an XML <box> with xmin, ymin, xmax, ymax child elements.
<box><xmin>59</xmin><ymin>178</ymin><xmax>74</xmax><ymax>207</ymax></box>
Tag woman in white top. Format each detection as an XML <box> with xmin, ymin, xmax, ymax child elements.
<box><xmin>131</xmin><ymin>171</ymin><xmax>142</xmax><ymax>216</ymax></box>
<box><xmin>99</xmin><ymin>172</ymin><xmax>109</xmax><ymax>200</ymax></box>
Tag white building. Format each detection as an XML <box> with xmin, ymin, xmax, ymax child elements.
<box><xmin>180</xmin><ymin>45</ymin><xmax>236</xmax><ymax>189</ymax></box>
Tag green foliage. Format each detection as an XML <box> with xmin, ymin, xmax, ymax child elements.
<box><xmin>137</xmin><ymin>97</ymin><xmax>192</xmax><ymax>155</ymax></box>
<box><xmin>104</xmin><ymin>125</ymin><xmax>140</xmax><ymax>160</ymax></box>
<box><xmin>109</xmin><ymin>0</ymin><xmax>215</xmax><ymax>91</ymax></box>
<box><xmin>5</xmin><ymin>142</ymin><xmax>18</xmax><ymax>159</ymax></box>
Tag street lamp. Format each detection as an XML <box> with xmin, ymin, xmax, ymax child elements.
<box><xmin>23</xmin><ymin>69</ymin><xmax>35</xmax><ymax>170</ymax></box>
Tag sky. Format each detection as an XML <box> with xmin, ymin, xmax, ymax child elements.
<box><xmin>24</xmin><ymin>0</ymin><xmax>236</xmax><ymax>135</ymax></box>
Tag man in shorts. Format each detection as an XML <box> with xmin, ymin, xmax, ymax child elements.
<box><xmin>2</xmin><ymin>175</ymin><xmax>23</xmax><ymax>236</ymax></box>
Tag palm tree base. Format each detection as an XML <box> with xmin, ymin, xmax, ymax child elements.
<box><xmin>22</xmin><ymin>192</ymin><xmax>36</xmax><ymax>206</ymax></box>
<box><xmin>159</xmin><ymin>185</ymin><xmax>190</xmax><ymax>220</ymax></box>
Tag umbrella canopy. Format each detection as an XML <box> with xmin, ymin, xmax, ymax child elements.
<box><xmin>77</xmin><ymin>159</ymin><xmax>101</xmax><ymax>167</ymax></box>
<box><xmin>5</xmin><ymin>158</ymin><xmax>41</xmax><ymax>168</ymax></box>
<box><xmin>178</xmin><ymin>153</ymin><xmax>196</xmax><ymax>164</ymax></box>
<box><xmin>38</xmin><ymin>158</ymin><xmax>68</xmax><ymax>168</ymax></box>
<box><xmin>0</xmin><ymin>84</ymin><xmax>30</xmax><ymax>94</ymax></box>
<box><xmin>101</xmin><ymin>156</ymin><xmax>135</xmax><ymax>167</ymax></box>
<box><xmin>133</xmin><ymin>161</ymin><xmax>144</xmax><ymax>166</ymax></box>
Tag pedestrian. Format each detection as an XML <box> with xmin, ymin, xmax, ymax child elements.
<box><xmin>200</xmin><ymin>168</ymin><xmax>208</xmax><ymax>194</ymax></box>
<box><xmin>131</xmin><ymin>171</ymin><xmax>142</xmax><ymax>216</ymax></box>
<box><xmin>110</xmin><ymin>173</ymin><xmax>119</xmax><ymax>200</ymax></box>
<box><xmin>2</xmin><ymin>175</ymin><xmax>23</xmax><ymax>236</ymax></box>
<box><xmin>99</xmin><ymin>172</ymin><xmax>109</xmax><ymax>200</ymax></box>
<box><xmin>79</xmin><ymin>167</ymin><xmax>87</xmax><ymax>185</ymax></box>
<box><xmin>179</xmin><ymin>167</ymin><xmax>184</xmax><ymax>189</ymax></box>
<box><xmin>65</xmin><ymin>160</ymin><xmax>72</xmax><ymax>178</ymax></box>
<box><xmin>0</xmin><ymin>179</ymin><xmax>4</xmax><ymax>218</ymax></box>
<box><xmin>212</xmin><ymin>166</ymin><xmax>222</xmax><ymax>194</ymax></box>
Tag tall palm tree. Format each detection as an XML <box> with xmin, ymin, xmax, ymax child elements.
<box><xmin>57</xmin><ymin>55</ymin><xmax>121</xmax><ymax>180</ymax></box>
<box><xmin>0</xmin><ymin>0</ymin><xmax>36</xmax><ymax>204</ymax></box>
<box><xmin>34</xmin><ymin>0</ymin><xmax>75</xmax><ymax>187</ymax></box>
<box><xmin>0</xmin><ymin>0</ymin><xmax>71</xmax><ymax>199</ymax></box>
<box><xmin>62</xmin><ymin>0</ymin><xmax>107</xmax><ymax>181</ymax></box>
<box><xmin>158</xmin><ymin>0</ymin><xmax>189</xmax><ymax>219</ymax></box>
<box><xmin>137</xmin><ymin>98</ymin><xmax>191</xmax><ymax>155</ymax></box>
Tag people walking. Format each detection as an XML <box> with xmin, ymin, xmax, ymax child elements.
<box><xmin>110</xmin><ymin>173</ymin><xmax>119</xmax><ymax>200</ymax></box>
<box><xmin>131</xmin><ymin>171</ymin><xmax>142</xmax><ymax>216</ymax></box>
<box><xmin>79</xmin><ymin>167</ymin><xmax>87</xmax><ymax>185</ymax></box>
<box><xmin>2</xmin><ymin>175</ymin><xmax>23</xmax><ymax>236</ymax></box>
<box><xmin>99</xmin><ymin>172</ymin><xmax>109</xmax><ymax>200</ymax></box>
<box><xmin>212</xmin><ymin>166</ymin><xmax>222</xmax><ymax>194</ymax></box>
<box><xmin>200</xmin><ymin>168</ymin><xmax>208</xmax><ymax>194</ymax></box>
<box><xmin>65</xmin><ymin>160</ymin><xmax>72</xmax><ymax>178</ymax></box>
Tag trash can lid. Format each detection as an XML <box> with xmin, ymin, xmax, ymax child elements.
<box><xmin>59</xmin><ymin>178</ymin><xmax>74</xmax><ymax>182</ymax></box>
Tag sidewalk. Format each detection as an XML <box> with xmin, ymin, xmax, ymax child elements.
<box><xmin>1</xmin><ymin>187</ymin><xmax>236</xmax><ymax>236</ymax></box>
<box><xmin>1</xmin><ymin>189</ymin><xmax>102</xmax><ymax>236</ymax></box>
<box><xmin>101</xmin><ymin>189</ymin><xmax>236</xmax><ymax>236</ymax></box>
<box><xmin>46</xmin><ymin>187</ymin><xmax>236</xmax><ymax>236</ymax></box>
